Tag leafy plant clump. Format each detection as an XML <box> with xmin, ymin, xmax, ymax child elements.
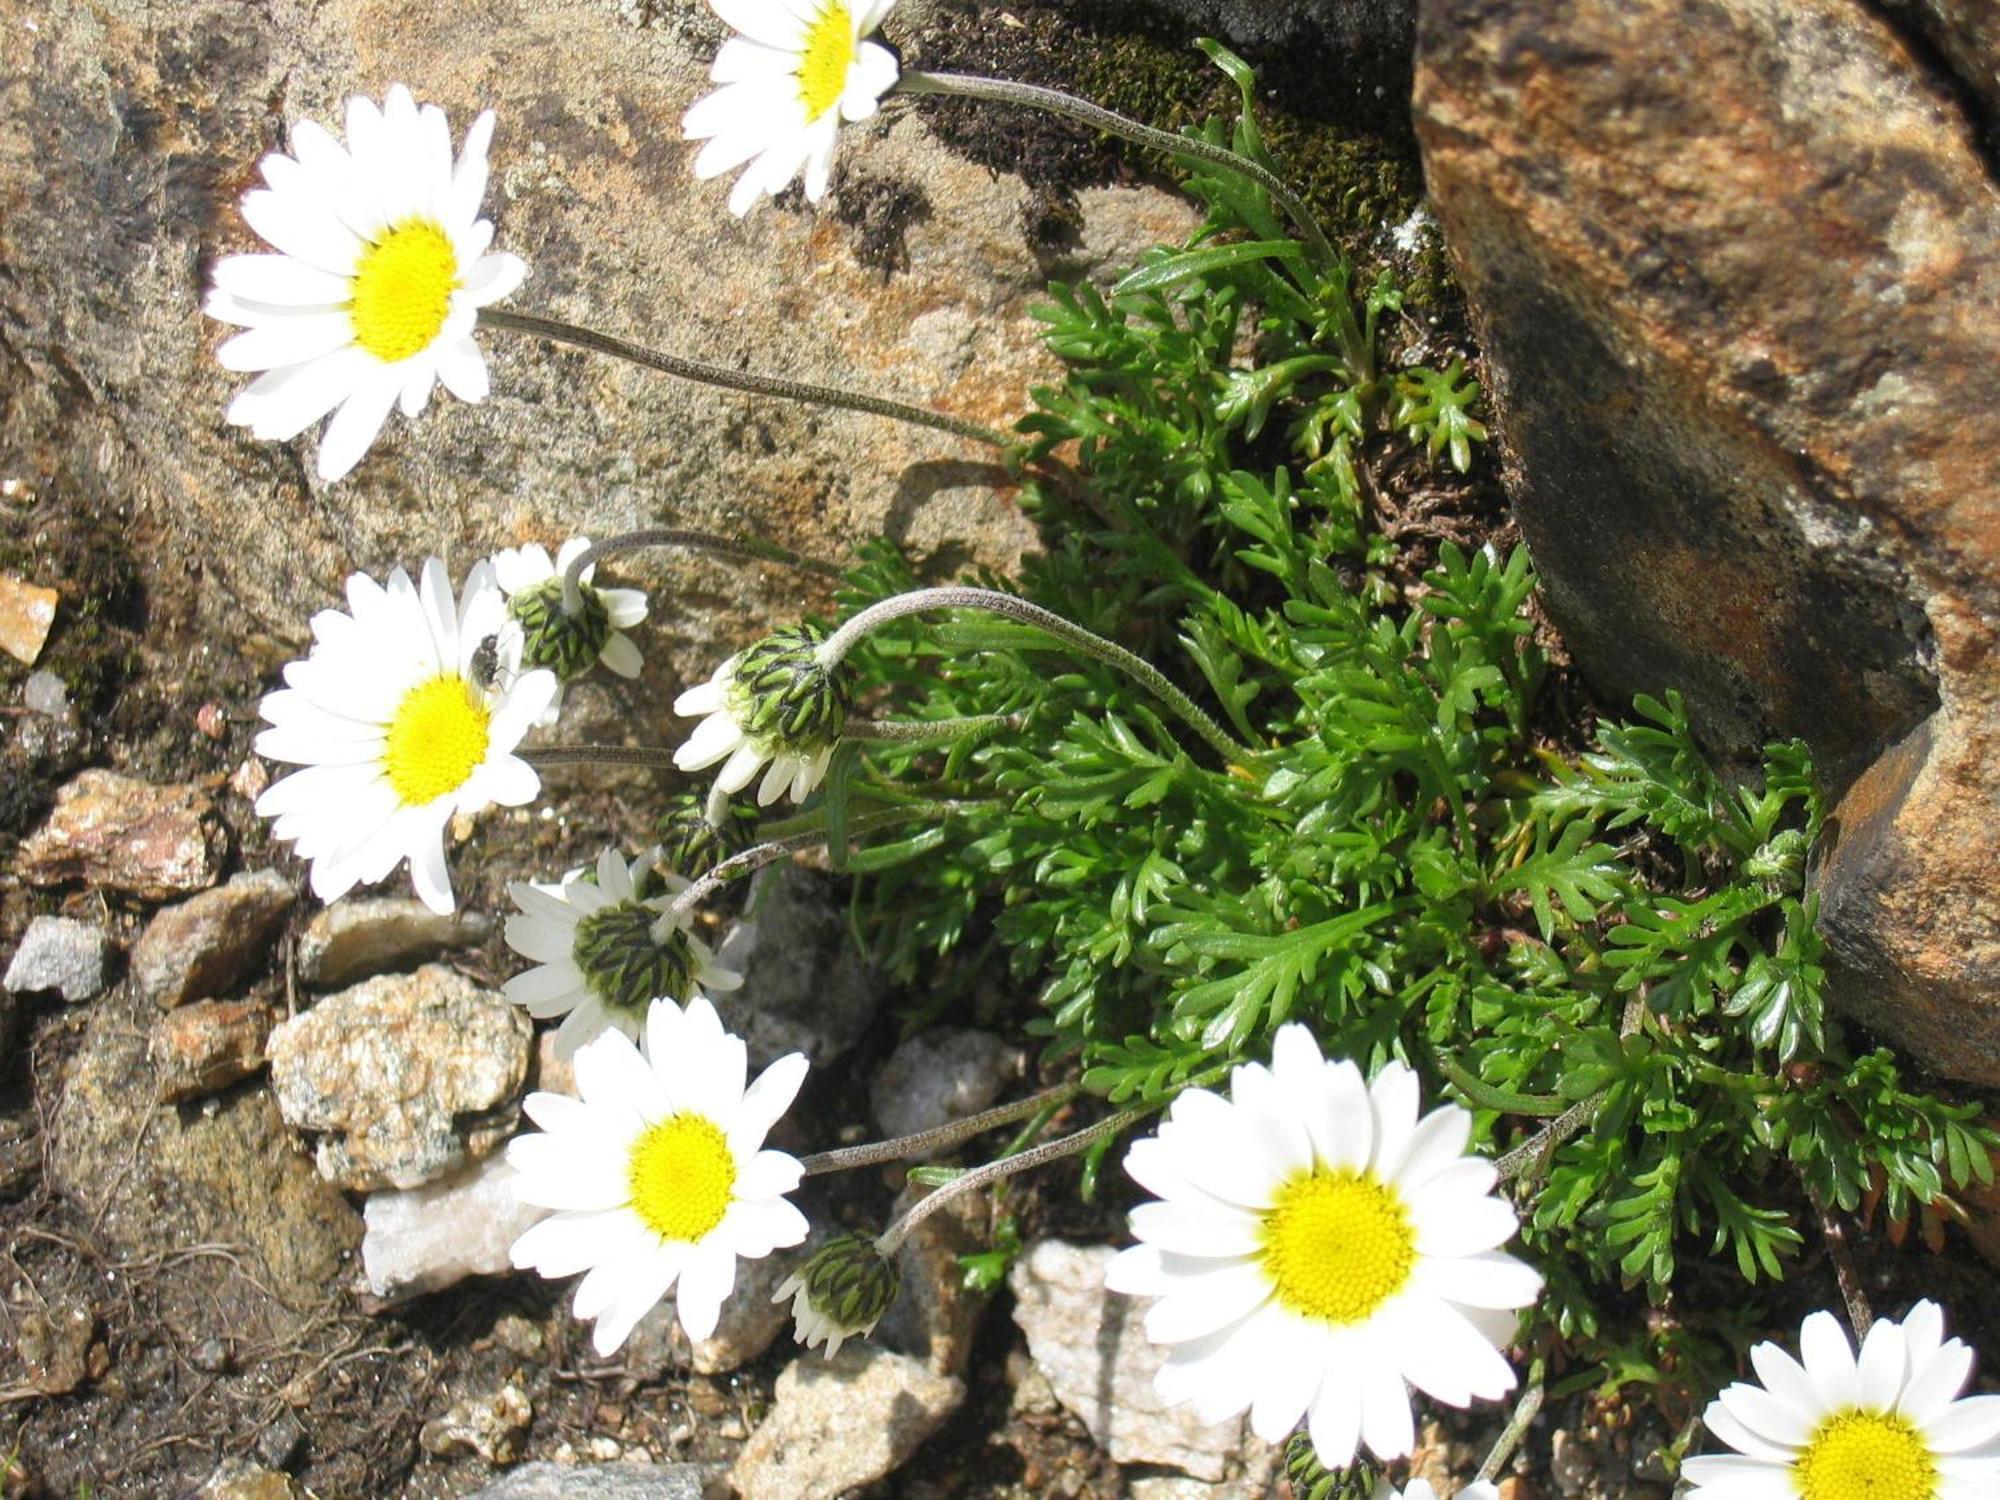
<box><xmin>802</xmin><ymin>50</ymin><xmax>1995</xmax><ymax>1405</ymax></box>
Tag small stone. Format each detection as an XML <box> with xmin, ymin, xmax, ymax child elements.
<box><xmin>461</xmin><ymin>1462</ymin><xmax>706</xmax><ymax>1499</ymax></box>
<box><xmin>875</xmin><ymin>1179</ymin><xmax>992</xmax><ymax>1376</ymax></box>
<box><xmin>0</xmin><ymin>572</ymin><xmax>58</xmax><ymax>666</ymax></box>
<box><xmin>493</xmin><ymin>1314</ymin><xmax>544</xmax><ymax>1361</ymax></box>
<box><xmin>18</xmin><ymin>1303</ymin><xmax>94</xmax><ymax>1394</ymax></box>
<box><xmin>625</xmin><ymin>1228</ymin><xmax>806</xmax><ymax>1378</ymax></box>
<box><xmin>23</xmin><ymin>669</ymin><xmax>70</xmax><ymax>717</ymax></box>
<box><xmin>870</xmin><ymin>1027</ymin><xmax>1024</xmax><ymax>1154</ymax></box>
<box><xmin>196</xmin><ymin>1459</ymin><xmax>307</xmax><ymax>1499</ymax></box>
<box><xmin>1009</xmin><ymin>1240</ymin><xmax>1244</xmax><ymax>1481</ymax></box>
<box><xmin>420</xmin><ymin>1383</ymin><xmax>533</xmax><ymax>1465</ymax></box>
<box><xmin>17</xmin><ymin>769</ymin><xmax>226</xmax><ymax>899</ymax></box>
<box><xmin>254</xmin><ymin>1409</ymin><xmax>307</xmax><ymax>1471</ymax></box>
<box><xmin>1550</xmin><ymin>1429</ymin><xmax>1595</xmax><ymax>1497</ymax></box>
<box><xmin>190</xmin><ymin>1336</ymin><xmax>233</xmax><ymax>1374</ymax></box>
<box><xmin>296</xmin><ymin>897</ymin><xmax>494</xmax><ymax>988</ymax></box>
<box><xmin>715</xmin><ymin>868</ymin><xmax>882</xmax><ymax>1070</ymax></box>
<box><xmin>361</xmin><ymin>1152</ymin><xmax>548</xmax><ymax>1301</ymax></box>
<box><xmin>149</xmin><ymin>998</ymin><xmax>275</xmax><ymax>1102</ymax></box>
<box><xmin>268</xmin><ymin>964</ymin><xmax>531</xmax><ymax>1191</ymax></box>
<box><xmin>730</xmin><ymin>1345</ymin><xmax>964</xmax><ymax>1500</ymax></box>
<box><xmin>3</xmin><ymin>915</ymin><xmax>114</xmax><ymax>1003</ymax></box>
<box><xmin>131</xmin><ymin>868</ymin><xmax>294</xmax><ymax>1009</ymax></box>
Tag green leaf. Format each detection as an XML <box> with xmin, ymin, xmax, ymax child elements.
<box><xmin>1113</xmin><ymin>239</ymin><xmax>1305</xmax><ymax>298</ymax></box>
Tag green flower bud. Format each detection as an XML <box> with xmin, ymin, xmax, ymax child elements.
<box><xmin>1284</xmin><ymin>1431</ymin><xmax>1378</xmax><ymax>1500</ymax></box>
<box><xmin>572</xmin><ymin>902</ymin><xmax>700</xmax><ymax>1020</ymax></box>
<box><xmin>774</xmin><ymin>1233</ymin><xmax>902</xmax><ymax>1360</ymax></box>
<box><xmin>729</xmin><ymin>623</ymin><xmax>850</xmax><ymax>752</ymax></box>
<box><xmin>509</xmin><ymin>577</ymin><xmax>612</xmax><ymax>682</ymax></box>
<box><xmin>655</xmin><ymin>793</ymin><xmax>756</xmax><ymax>881</ymax></box>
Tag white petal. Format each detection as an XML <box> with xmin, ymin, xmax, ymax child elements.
<box><xmin>314</xmin><ymin>367</ymin><xmax>401</xmax><ymax>481</ymax></box>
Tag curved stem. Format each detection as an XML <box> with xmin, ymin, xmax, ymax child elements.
<box><xmin>555</xmin><ymin>526</ymin><xmax>842</xmax><ymax>614</ymax></box>
<box><xmin>662</xmin><ymin>805</ymin><xmax>934</xmax><ymax>920</ymax></box>
<box><xmin>818</xmin><ymin>586</ymin><xmax>1256</xmax><ymax>766</ymax></box>
<box><xmin>483</xmin><ymin>307</ymin><xmax>1012</xmax><ymax>451</ymax></box>
<box><xmin>876</xmin><ymin>1107</ymin><xmax>1145</xmax><ymax>1255</ymax></box>
<box><xmin>799</xmin><ymin>1082</ymin><xmax>1081</xmax><ymax>1176</ymax></box>
<box><xmin>1475</xmin><ymin>1357</ymin><xmax>1545</xmax><ymax>1485</ymax></box>
<box><xmin>899</xmin><ymin>70</ymin><xmax>1335</xmax><ymax>268</ymax></box>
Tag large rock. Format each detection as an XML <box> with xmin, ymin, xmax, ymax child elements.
<box><xmin>131</xmin><ymin>866</ymin><xmax>294</xmax><ymax>1008</ymax></box>
<box><xmin>16</xmin><ymin>770</ymin><xmax>227</xmax><ymax>899</ymax></box>
<box><xmin>1009</xmin><ymin>1239</ymin><xmax>1248</xmax><ymax>1481</ymax></box>
<box><xmin>3</xmin><ymin>914</ymin><xmax>115</xmax><ymax>1003</ymax></box>
<box><xmin>296</xmin><ymin>896</ymin><xmax>491</xmax><ymax>988</ymax></box>
<box><xmin>715</xmin><ymin>868</ymin><xmax>883</xmax><ymax>1070</ymax></box>
<box><xmin>729</xmin><ymin>1345</ymin><xmax>964</xmax><ymax>1500</ymax></box>
<box><xmin>0</xmin><ymin>0</ymin><xmax>1206</xmax><ymax>707</ymax></box>
<box><xmin>267</xmin><ymin>963</ymin><xmax>531</xmax><ymax>1190</ymax></box>
<box><xmin>463</xmin><ymin>1463</ymin><xmax>705</xmax><ymax>1499</ymax></box>
<box><xmin>1413</xmin><ymin>0</ymin><xmax>2000</xmax><ymax>1081</ymax></box>
<box><xmin>360</xmin><ymin>1151</ymin><xmax>547</xmax><ymax>1301</ymax></box>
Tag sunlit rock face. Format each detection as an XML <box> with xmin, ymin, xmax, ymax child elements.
<box><xmin>1414</xmin><ymin>0</ymin><xmax>2000</xmax><ymax>1082</ymax></box>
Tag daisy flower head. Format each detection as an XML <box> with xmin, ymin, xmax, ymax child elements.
<box><xmin>1682</xmin><ymin>1300</ymin><xmax>2000</xmax><ymax>1500</ymax></box>
<box><xmin>491</xmin><ymin>537</ymin><xmax>648</xmax><ymax>720</ymax></box>
<box><xmin>774</xmin><ymin>1231</ymin><xmax>902</xmax><ymax>1361</ymax></box>
<box><xmin>507</xmin><ymin>995</ymin><xmax>811</xmax><ymax>1355</ymax></box>
<box><xmin>205</xmin><ymin>84</ymin><xmax>528</xmax><ymax>481</ymax></box>
<box><xmin>254</xmin><ymin>557</ymin><xmax>556</xmax><ymax>915</ymax></box>
<box><xmin>1103</xmin><ymin>1024</ymin><xmax>1542</xmax><ymax>1471</ymax></box>
<box><xmin>673</xmin><ymin>622</ymin><xmax>852</xmax><ymax>807</ymax></box>
<box><xmin>683</xmin><ymin>0</ymin><xmax>901</xmax><ymax>215</ymax></box>
<box><xmin>503</xmin><ymin>846</ymin><xmax>742</xmax><ymax>1059</ymax></box>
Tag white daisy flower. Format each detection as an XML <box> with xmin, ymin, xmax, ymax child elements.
<box><xmin>673</xmin><ymin>623</ymin><xmax>850</xmax><ymax>807</ymax></box>
<box><xmin>254</xmin><ymin>557</ymin><xmax>556</xmax><ymax>915</ymax></box>
<box><xmin>1104</xmin><ymin>1025</ymin><xmax>1541</xmax><ymax>1471</ymax></box>
<box><xmin>491</xmin><ymin>537</ymin><xmax>649</xmax><ymax>723</ymax></box>
<box><xmin>205</xmin><ymin>84</ymin><xmax>529</xmax><ymax>481</ymax></box>
<box><xmin>773</xmin><ymin>1232</ymin><xmax>901</xmax><ymax>1360</ymax></box>
<box><xmin>503</xmin><ymin>845</ymin><xmax>742</xmax><ymax>1059</ymax></box>
<box><xmin>1682</xmin><ymin>1300</ymin><xmax>2000</xmax><ymax>1499</ymax></box>
<box><xmin>507</xmin><ymin>995</ymin><xmax>811</xmax><ymax>1355</ymax></box>
<box><xmin>683</xmin><ymin>0</ymin><xmax>902</xmax><ymax>215</ymax></box>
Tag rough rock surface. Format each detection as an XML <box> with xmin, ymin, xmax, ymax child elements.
<box><xmin>50</xmin><ymin>986</ymin><xmax>361</xmax><ymax>1290</ymax></box>
<box><xmin>149</xmin><ymin>996</ymin><xmax>275</xmax><ymax>1102</ymax></box>
<box><xmin>17</xmin><ymin>770</ymin><xmax>227</xmax><ymax>899</ymax></box>
<box><xmin>869</xmin><ymin>1026</ymin><xmax>1024</xmax><ymax>1151</ymax></box>
<box><xmin>360</xmin><ymin>1152</ymin><xmax>547</xmax><ymax>1302</ymax></box>
<box><xmin>1009</xmin><ymin>1239</ymin><xmax>1246</xmax><ymax>1481</ymax></box>
<box><xmin>195</xmin><ymin>1460</ymin><xmax>309</xmax><ymax>1500</ymax></box>
<box><xmin>462</xmin><ymin>1463</ymin><xmax>706</xmax><ymax>1499</ymax></box>
<box><xmin>729</xmin><ymin>1345</ymin><xmax>965</xmax><ymax>1500</ymax></box>
<box><xmin>3</xmin><ymin>914</ymin><xmax>115</xmax><ymax>1003</ymax></box>
<box><xmin>267</xmin><ymin>963</ymin><xmax>532</xmax><ymax>1190</ymax></box>
<box><xmin>0</xmin><ymin>0</ymin><xmax>1201</xmax><ymax>716</ymax></box>
<box><xmin>419</xmin><ymin>1382</ymin><xmax>533</xmax><ymax>1464</ymax></box>
<box><xmin>1413</xmin><ymin>0</ymin><xmax>2000</xmax><ymax>1081</ymax></box>
<box><xmin>715</xmin><ymin>868</ymin><xmax>882</xmax><ymax>1070</ymax></box>
<box><xmin>296</xmin><ymin>896</ymin><xmax>492</xmax><ymax>988</ymax></box>
<box><xmin>875</xmin><ymin>1179</ymin><xmax>993</xmax><ymax>1376</ymax></box>
<box><xmin>131</xmin><ymin>867</ymin><xmax>294</xmax><ymax>1008</ymax></box>
<box><xmin>0</xmin><ymin>571</ymin><xmax>59</xmax><ymax>666</ymax></box>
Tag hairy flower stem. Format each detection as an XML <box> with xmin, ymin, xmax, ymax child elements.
<box><xmin>876</xmin><ymin>1107</ymin><xmax>1145</xmax><ymax>1256</ymax></box>
<box><xmin>1475</xmin><ymin>1357</ymin><xmax>1545</xmax><ymax>1485</ymax></box>
<box><xmin>798</xmin><ymin>1082</ymin><xmax>1083</xmax><ymax>1176</ymax></box>
<box><xmin>482</xmin><ymin>306</ymin><xmax>1011</xmax><ymax>451</ymax></box>
<box><xmin>554</xmin><ymin>526</ymin><xmax>842</xmax><ymax>615</ymax></box>
<box><xmin>898</xmin><ymin>70</ymin><xmax>1336</xmax><ymax>269</ymax></box>
<box><xmin>818</xmin><ymin>586</ymin><xmax>1257</xmax><ymax>766</ymax></box>
<box><xmin>1807</xmin><ymin>1181</ymin><xmax>1874</xmax><ymax>1340</ymax></box>
<box><xmin>844</xmin><ymin>712</ymin><xmax>1026</xmax><ymax>744</ymax></box>
<box><xmin>658</xmin><ymin>805</ymin><xmax>937</xmax><ymax>930</ymax></box>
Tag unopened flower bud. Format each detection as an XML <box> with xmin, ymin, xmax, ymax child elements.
<box><xmin>731</xmin><ymin>623</ymin><xmax>850</xmax><ymax>750</ymax></box>
<box><xmin>773</xmin><ymin>1233</ymin><xmax>901</xmax><ymax>1360</ymax></box>
<box><xmin>509</xmin><ymin>577</ymin><xmax>613</xmax><ymax>682</ymax></box>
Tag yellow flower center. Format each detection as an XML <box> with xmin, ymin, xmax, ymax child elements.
<box><xmin>627</xmin><ymin>1114</ymin><xmax>736</xmax><ymax>1243</ymax></box>
<box><xmin>383</xmin><ymin>674</ymin><xmax>491</xmax><ymax>806</ymax></box>
<box><xmin>349</xmin><ymin>219</ymin><xmax>458</xmax><ymax>363</ymax></box>
<box><xmin>1792</xmin><ymin>1411</ymin><xmax>1938</xmax><ymax>1500</ymax></box>
<box><xmin>797</xmin><ymin>2</ymin><xmax>856</xmax><ymax>122</ymax></box>
<box><xmin>1259</xmin><ymin>1168</ymin><xmax>1417</xmax><ymax>1325</ymax></box>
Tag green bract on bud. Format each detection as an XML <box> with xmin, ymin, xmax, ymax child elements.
<box><xmin>655</xmin><ymin>793</ymin><xmax>755</xmax><ymax>880</ymax></box>
<box><xmin>729</xmin><ymin>623</ymin><xmax>851</xmax><ymax>752</ymax></box>
<box><xmin>1283</xmin><ymin>1432</ymin><xmax>1378</xmax><ymax>1500</ymax></box>
<box><xmin>773</xmin><ymin>1233</ymin><xmax>902</xmax><ymax>1360</ymax></box>
<box><xmin>1746</xmin><ymin>826</ymin><xmax>1810</xmax><ymax>893</ymax></box>
<box><xmin>509</xmin><ymin>577</ymin><xmax>612</xmax><ymax>682</ymax></box>
<box><xmin>571</xmin><ymin>901</ymin><xmax>700</xmax><ymax>1021</ymax></box>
